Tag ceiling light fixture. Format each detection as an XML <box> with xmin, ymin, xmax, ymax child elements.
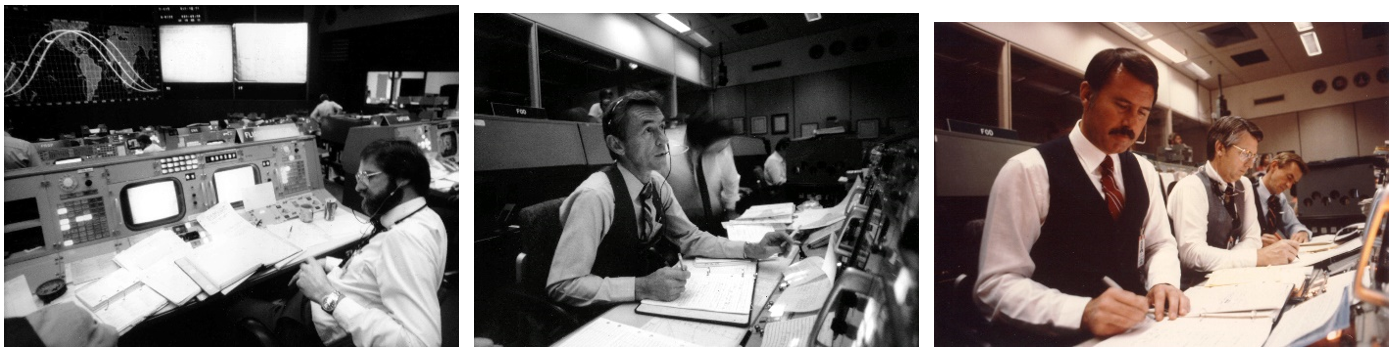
<box><xmin>687</xmin><ymin>32</ymin><xmax>712</xmax><ymax>48</ymax></box>
<box><xmin>1183</xmin><ymin>62</ymin><xmax>1211</xmax><ymax>80</ymax></box>
<box><xmin>1115</xmin><ymin>22</ymin><xmax>1153</xmax><ymax>40</ymax></box>
<box><xmin>1294</xmin><ymin>22</ymin><xmax>1314</xmax><ymax>32</ymax></box>
<box><xmin>1300</xmin><ymin>32</ymin><xmax>1323</xmax><ymax>56</ymax></box>
<box><xmin>656</xmin><ymin>13</ymin><xmax>690</xmax><ymax>33</ymax></box>
<box><xmin>1146</xmin><ymin>39</ymin><xmax>1188</xmax><ymax>63</ymax></box>
<box><xmin>805</xmin><ymin>13</ymin><xmax>822</xmax><ymax>22</ymax></box>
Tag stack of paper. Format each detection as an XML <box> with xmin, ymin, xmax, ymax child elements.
<box><xmin>694</xmin><ymin>257</ymin><xmax>748</xmax><ymax>267</ymax></box>
<box><xmin>1264</xmin><ymin>287</ymin><xmax>1351</xmax><ymax>346</ymax></box>
<box><xmin>724</xmin><ymin>224</ymin><xmax>783</xmax><ymax>243</ymax></box>
<box><xmin>74</xmin><ymin>268</ymin><xmax>170</xmax><ymax>333</ymax></box>
<box><xmin>1182</xmin><ymin>282</ymin><xmax>1292</xmax><ymax>315</ymax></box>
<box><xmin>725</xmin><ymin>203</ymin><xmax>795</xmax><ymax>226</ymax></box>
<box><xmin>5</xmin><ymin>275</ymin><xmax>39</xmax><ymax>318</ymax></box>
<box><xmin>789</xmin><ymin>202</ymin><xmax>849</xmax><ymax>231</ymax></box>
<box><xmin>64</xmin><ymin>252</ymin><xmax>120</xmax><ymax>285</ymax></box>
<box><xmin>761</xmin><ymin>314</ymin><xmax>835</xmax><ymax>347</ymax></box>
<box><xmin>180</xmin><ymin>203</ymin><xmax>302</xmax><ymax>295</ymax></box>
<box><xmin>556</xmin><ymin>318</ymin><xmax>696</xmax><ymax>347</ymax></box>
<box><xmin>1204</xmin><ymin>266</ymin><xmax>1311</xmax><ymax>287</ymax></box>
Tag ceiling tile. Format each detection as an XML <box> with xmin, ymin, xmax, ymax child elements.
<box><xmin>1344</xmin><ymin>22</ymin><xmax>1389</xmax><ymax>61</ymax></box>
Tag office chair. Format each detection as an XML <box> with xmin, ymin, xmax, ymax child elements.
<box><xmin>935</xmin><ymin>219</ymin><xmax>990</xmax><ymax>346</ymax></box>
<box><xmin>487</xmin><ymin>198</ymin><xmax>582</xmax><ymax>346</ymax></box>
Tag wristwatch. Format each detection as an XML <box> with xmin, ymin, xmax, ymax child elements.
<box><xmin>321</xmin><ymin>291</ymin><xmax>345</xmax><ymax>314</ymax></box>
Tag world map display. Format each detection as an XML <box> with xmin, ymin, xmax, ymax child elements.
<box><xmin>5</xmin><ymin>18</ymin><xmax>162</xmax><ymax>107</ymax></box>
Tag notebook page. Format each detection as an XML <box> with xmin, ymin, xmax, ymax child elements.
<box><xmin>640</xmin><ymin>316</ymin><xmax>747</xmax><ymax>346</ymax></box>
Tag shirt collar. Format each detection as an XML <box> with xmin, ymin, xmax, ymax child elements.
<box><xmin>1201</xmin><ymin>161</ymin><xmax>1233</xmax><ymax>189</ymax></box>
<box><xmin>380</xmin><ymin>196</ymin><xmax>427</xmax><ymax>230</ymax></box>
<box><xmin>1067</xmin><ymin>120</ymin><xmax>1114</xmax><ymax>173</ymax></box>
<box><xmin>616</xmin><ymin>163</ymin><xmax>647</xmax><ymax>202</ymax></box>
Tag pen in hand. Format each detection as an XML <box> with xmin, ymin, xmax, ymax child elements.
<box><xmin>677</xmin><ymin>253</ymin><xmax>687</xmax><ymax>271</ymax></box>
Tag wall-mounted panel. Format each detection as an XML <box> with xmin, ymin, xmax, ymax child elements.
<box><xmin>1297</xmin><ymin>104</ymin><xmax>1358</xmax><ymax>162</ymax></box>
<box><xmin>1249</xmin><ymin>112</ymin><xmax>1301</xmax><ymax>156</ymax></box>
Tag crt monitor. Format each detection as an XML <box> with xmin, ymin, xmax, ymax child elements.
<box><xmin>120</xmin><ymin>178</ymin><xmax>185</xmax><ymax>231</ymax></box>
<box><xmin>212</xmin><ymin>165</ymin><xmax>258</xmax><ymax>207</ymax></box>
<box><xmin>440</xmin><ymin>131</ymin><xmax>457</xmax><ymax>157</ymax></box>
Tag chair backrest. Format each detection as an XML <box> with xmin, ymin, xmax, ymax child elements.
<box><xmin>518</xmin><ymin>198</ymin><xmax>566</xmax><ymax>295</ymax></box>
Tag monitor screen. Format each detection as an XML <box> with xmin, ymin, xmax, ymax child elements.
<box><xmin>212</xmin><ymin>165</ymin><xmax>257</xmax><ymax>206</ymax></box>
<box><xmin>122</xmin><ymin>179</ymin><xmax>183</xmax><ymax>228</ymax></box>
<box><xmin>159</xmin><ymin>25</ymin><xmax>234</xmax><ymax>83</ymax></box>
<box><xmin>232</xmin><ymin>23</ymin><xmax>307</xmax><ymax>83</ymax></box>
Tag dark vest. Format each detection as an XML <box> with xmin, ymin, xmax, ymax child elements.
<box><xmin>1199</xmin><ymin>172</ymin><xmax>1243</xmax><ymax>249</ymax></box>
<box><xmin>590</xmin><ymin>167</ymin><xmax>678</xmax><ymax>280</ymax></box>
<box><xmin>1031</xmin><ymin>137</ymin><xmax>1149</xmax><ymax>297</ymax></box>
<box><xmin>1179</xmin><ymin>171</ymin><xmax>1247</xmax><ymax>286</ymax></box>
<box><xmin>994</xmin><ymin>138</ymin><xmax>1150</xmax><ymax>346</ymax></box>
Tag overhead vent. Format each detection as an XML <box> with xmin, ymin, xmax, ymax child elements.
<box><xmin>731</xmin><ymin>17</ymin><xmax>769</xmax><ymax>35</ymax></box>
<box><xmin>751</xmin><ymin>60</ymin><xmax>782</xmax><ymax>71</ymax></box>
<box><xmin>1363</xmin><ymin>22</ymin><xmax>1389</xmax><ymax>39</ymax></box>
<box><xmin>1199</xmin><ymin>22</ymin><xmax>1258</xmax><ymax>48</ymax></box>
<box><xmin>1254</xmin><ymin>94</ymin><xmax>1285</xmax><ymax>105</ymax></box>
<box><xmin>1231</xmin><ymin>49</ymin><xmax>1270</xmax><ymax>67</ymax></box>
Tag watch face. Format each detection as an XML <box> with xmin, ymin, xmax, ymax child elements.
<box><xmin>1332</xmin><ymin>76</ymin><xmax>1348</xmax><ymax>91</ymax></box>
<box><xmin>1312</xmin><ymin>79</ymin><xmax>1327</xmax><ymax>94</ymax></box>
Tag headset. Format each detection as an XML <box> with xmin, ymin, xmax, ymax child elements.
<box><xmin>603</xmin><ymin>93</ymin><xmax>676</xmax><ymax>215</ymax></box>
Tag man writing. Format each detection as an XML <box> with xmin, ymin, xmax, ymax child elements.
<box><xmin>1168</xmin><ymin>116</ymin><xmax>1299</xmax><ymax>281</ymax></box>
<box><xmin>975</xmin><ymin>48</ymin><xmax>1189</xmax><ymax>346</ymax></box>
<box><xmin>1250</xmin><ymin>151</ymin><xmax>1312</xmax><ymax>246</ymax></box>
<box><xmin>547</xmin><ymin>91</ymin><xmax>791</xmax><ymax>311</ymax></box>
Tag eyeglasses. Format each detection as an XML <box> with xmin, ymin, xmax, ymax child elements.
<box><xmin>1231</xmin><ymin>145</ymin><xmax>1258</xmax><ymax>162</ymax></box>
<box><xmin>356</xmin><ymin>170</ymin><xmax>385</xmax><ymax>183</ymax></box>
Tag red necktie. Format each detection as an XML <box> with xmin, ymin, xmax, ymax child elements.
<box><xmin>1100</xmin><ymin>157</ymin><xmax>1125</xmax><ymax>220</ymax></box>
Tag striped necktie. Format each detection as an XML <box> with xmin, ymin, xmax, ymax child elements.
<box><xmin>638</xmin><ymin>182</ymin><xmax>655</xmax><ymax>239</ymax></box>
<box><xmin>1100</xmin><ymin>157</ymin><xmax>1125</xmax><ymax>220</ymax></box>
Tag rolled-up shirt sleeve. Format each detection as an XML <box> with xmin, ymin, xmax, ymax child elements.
<box><xmin>1136</xmin><ymin>159</ymin><xmax>1181</xmax><ymax>290</ymax></box>
<box><xmin>545</xmin><ymin>187</ymin><xmax>637</xmax><ymax>306</ymax></box>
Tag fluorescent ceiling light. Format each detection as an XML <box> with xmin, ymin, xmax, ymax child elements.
<box><xmin>656</xmin><ymin>13</ymin><xmax>690</xmax><ymax>33</ymax></box>
<box><xmin>1183</xmin><ymin>62</ymin><xmax>1211</xmax><ymax>80</ymax></box>
<box><xmin>1146</xmin><ymin>39</ymin><xmax>1188</xmax><ymax>63</ymax></box>
<box><xmin>1115</xmin><ymin>22</ymin><xmax>1153</xmax><ymax>40</ymax></box>
<box><xmin>687</xmin><ymin>32</ymin><xmax>712</xmax><ymax>48</ymax></box>
<box><xmin>1294</xmin><ymin>22</ymin><xmax>1314</xmax><ymax>32</ymax></box>
<box><xmin>1300</xmin><ymin>32</ymin><xmax>1323</xmax><ymax>56</ymax></box>
<box><xmin>805</xmin><ymin>13</ymin><xmax>822</xmax><ymax>22</ymax></box>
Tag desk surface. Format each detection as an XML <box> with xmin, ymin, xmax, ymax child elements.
<box><xmin>14</xmin><ymin>193</ymin><xmax>370</xmax><ymax>336</ymax></box>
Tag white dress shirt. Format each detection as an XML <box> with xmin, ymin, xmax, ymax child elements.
<box><xmin>665</xmin><ymin>126</ymin><xmax>741</xmax><ymax>222</ymax></box>
<box><xmin>763</xmin><ymin>151</ymin><xmax>786</xmax><ymax>186</ymax></box>
<box><xmin>1167</xmin><ymin>162</ymin><xmax>1262</xmax><ymax>271</ymax></box>
<box><xmin>312</xmin><ymin>197</ymin><xmax>447</xmax><ymax>346</ymax></box>
<box><xmin>547</xmin><ymin>165</ymin><xmax>747</xmax><ymax>307</ymax></box>
<box><xmin>310</xmin><ymin>100</ymin><xmax>343</xmax><ymax>120</ymax></box>
<box><xmin>974</xmin><ymin>121</ymin><xmax>1181</xmax><ymax>331</ymax></box>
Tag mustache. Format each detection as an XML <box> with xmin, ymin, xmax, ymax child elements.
<box><xmin>1109</xmin><ymin>127</ymin><xmax>1135</xmax><ymax>139</ymax></box>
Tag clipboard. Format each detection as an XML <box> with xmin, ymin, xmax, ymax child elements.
<box><xmin>634</xmin><ymin>263</ymin><xmax>759</xmax><ymax>327</ymax></box>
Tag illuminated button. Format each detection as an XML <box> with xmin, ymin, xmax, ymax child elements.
<box><xmin>57</xmin><ymin>208</ymin><xmax>68</xmax><ymax>215</ymax></box>
<box><xmin>60</xmin><ymin>223</ymin><xmax>71</xmax><ymax>231</ymax></box>
<box><xmin>76</xmin><ymin>214</ymin><xmax>93</xmax><ymax>222</ymax></box>
<box><xmin>63</xmin><ymin>239</ymin><xmax>74</xmax><ymax>247</ymax></box>
<box><xmin>59</xmin><ymin>219</ymin><xmax>70</xmax><ymax>226</ymax></box>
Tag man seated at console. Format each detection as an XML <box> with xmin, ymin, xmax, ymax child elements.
<box><xmin>546</xmin><ymin>91</ymin><xmax>792</xmax><ymax>313</ymax></box>
<box><xmin>228</xmin><ymin>140</ymin><xmax>447</xmax><ymax>346</ymax></box>
<box><xmin>1168</xmin><ymin>116</ymin><xmax>1299</xmax><ymax>281</ymax></box>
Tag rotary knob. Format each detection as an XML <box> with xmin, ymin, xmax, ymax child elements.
<box><xmin>60</xmin><ymin>176</ymin><xmax>77</xmax><ymax>190</ymax></box>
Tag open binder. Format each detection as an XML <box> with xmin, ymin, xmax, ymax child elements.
<box><xmin>635</xmin><ymin>261</ymin><xmax>758</xmax><ymax>326</ymax></box>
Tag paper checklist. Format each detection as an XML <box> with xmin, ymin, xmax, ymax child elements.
<box><xmin>556</xmin><ymin>318</ymin><xmax>695</xmax><ymax>347</ymax></box>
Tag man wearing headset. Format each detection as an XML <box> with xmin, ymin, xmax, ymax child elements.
<box><xmin>229</xmin><ymin>139</ymin><xmax>447</xmax><ymax>346</ymax></box>
<box><xmin>545</xmin><ymin>91</ymin><xmax>793</xmax><ymax>313</ymax></box>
